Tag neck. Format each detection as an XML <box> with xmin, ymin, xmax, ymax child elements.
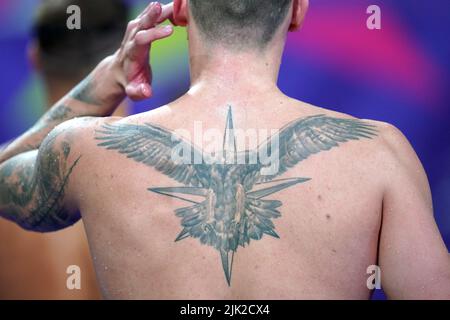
<box><xmin>187</xmin><ymin>37</ymin><xmax>285</xmax><ymax>99</ymax></box>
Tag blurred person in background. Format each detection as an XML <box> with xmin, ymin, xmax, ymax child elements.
<box><xmin>0</xmin><ymin>0</ymin><xmax>129</xmax><ymax>299</ymax></box>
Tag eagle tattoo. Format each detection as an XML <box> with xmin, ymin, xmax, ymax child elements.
<box><xmin>95</xmin><ymin>107</ymin><xmax>377</xmax><ymax>286</ymax></box>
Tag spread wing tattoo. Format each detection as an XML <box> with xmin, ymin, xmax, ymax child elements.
<box><xmin>96</xmin><ymin>107</ymin><xmax>377</xmax><ymax>286</ymax></box>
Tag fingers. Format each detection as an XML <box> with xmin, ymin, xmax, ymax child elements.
<box><xmin>138</xmin><ymin>3</ymin><xmax>163</xmax><ymax>30</ymax></box>
<box><xmin>127</xmin><ymin>3</ymin><xmax>173</xmax><ymax>59</ymax></box>
<box><xmin>157</xmin><ymin>2</ymin><xmax>175</xmax><ymax>24</ymax></box>
<box><xmin>127</xmin><ymin>25</ymin><xmax>172</xmax><ymax>60</ymax></box>
<box><xmin>123</xmin><ymin>2</ymin><xmax>175</xmax><ymax>46</ymax></box>
<box><xmin>126</xmin><ymin>83</ymin><xmax>152</xmax><ymax>101</ymax></box>
<box><xmin>119</xmin><ymin>2</ymin><xmax>175</xmax><ymax>101</ymax></box>
<box><xmin>135</xmin><ymin>25</ymin><xmax>173</xmax><ymax>46</ymax></box>
<box><xmin>122</xmin><ymin>19</ymin><xmax>138</xmax><ymax>47</ymax></box>
<box><xmin>138</xmin><ymin>2</ymin><xmax>174</xmax><ymax>26</ymax></box>
<box><xmin>122</xmin><ymin>2</ymin><xmax>162</xmax><ymax>46</ymax></box>
<box><xmin>136</xmin><ymin>1</ymin><xmax>157</xmax><ymax>19</ymax></box>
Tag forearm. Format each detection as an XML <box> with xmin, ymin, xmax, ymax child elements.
<box><xmin>0</xmin><ymin>55</ymin><xmax>125</xmax><ymax>164</ymax></box>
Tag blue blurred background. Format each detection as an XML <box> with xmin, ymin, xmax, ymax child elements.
<box><xmin>0</xmin><ymin>0</ymin><xmax>448</xmax><ymax>299</ymax></box>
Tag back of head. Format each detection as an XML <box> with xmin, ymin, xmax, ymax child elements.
<box><xmin>33</xmin><ymin>0</ymin><xmax>129</xmax><ymax>82</ymax></box>
<box><xmin>189</xmin><ymin>0</ymin><xmax>292</xmax><ymax>49</ymax></box>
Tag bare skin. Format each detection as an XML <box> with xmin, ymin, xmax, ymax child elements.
<box><xmin>0</xmin><ymin>1</ymin><xmax>449</xmax><ymax>299</ymax></box>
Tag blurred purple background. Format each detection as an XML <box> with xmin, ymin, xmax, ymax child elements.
<box><xmin>0</xmin><ymin>0</ymin><xmax>449</xmax><ymax>299</ymax></box>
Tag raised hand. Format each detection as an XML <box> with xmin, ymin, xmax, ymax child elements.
<box><xmin>0</xmin><ymin>3</ymin><xmax>176</xmax><ymax>164</ymax></box>
<box><xmin>112</xmin><ymin>2</ymin><xmax>175</xmax><ymax>101</ymax></box>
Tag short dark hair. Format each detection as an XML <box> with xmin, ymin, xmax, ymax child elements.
<box><xmin>34</xmin><ymin>0</ymin><xmax>129</xmax><ymax>81</ymax></box>
<box><xmin>189</xmin><ymin>0</ymin><xmax>292</xmax><ymax>49</ymax></box>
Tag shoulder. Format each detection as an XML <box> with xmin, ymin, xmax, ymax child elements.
<box><xmin>337</xmin><ymin>111</ymin><xmax>423</xmax><ymax>175</ymax></box>
<box><xmin>293</xmin><ymin>100</ymin><xmax>424</xmax><ymax>176</ymax></box>
<box><xmin>37</xmin><ymin>116</ymin><xmax>126</xmax><ymax>204</ymax></box>
<box><xmin>48</xmin><ymin>111</ymin><xmax>174</xmax><ymax>160</ymax></box>
<box><xmin>296</xmin><ymin>101</ymin><xmax>418</xmax><ymax>163</ymax></box>
<box><xmin>362</xmin><ymin>119</ymin><xmax>422</xmax><ymax>171</ymax></box>
<box><xmin>39</xmin><ymin>116</ymin><xmax>125</xmax><ymax>177</ymax></box>
<box><xmin>50</xmin><ymin>115</ymin><xmax>123</xmax><ymax>136</ymax></box>
<box><xmin>348</xmin><ymin>118</ymin><xmax>429</xmax><ymax>197</ymax></box>
<box><xmin>47</xmin><ymin>116</ymin><xmax>123</xmax><ymax>149</ymax></box>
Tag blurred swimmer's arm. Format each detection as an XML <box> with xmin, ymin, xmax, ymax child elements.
<box><xmin>0</xmin><ymin>2</ymin><xmax>174</xmax><ymax>231</ymax></box>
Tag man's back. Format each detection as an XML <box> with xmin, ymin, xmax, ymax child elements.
<box><xmin>71</xmin><ymin>95</ymin><xmax>389</xmax><ymax>299</ymax></box>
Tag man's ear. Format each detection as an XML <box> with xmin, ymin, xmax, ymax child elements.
<box><xmin>173</xmin><ymin>0</ymin><xmax>189</xmax><ymax>27</ymax></box>
<box><xmin>27</xmin><ymin>40</ymin><xmax>42</xmax><ymax>71</ymax></box>
<box><xmin>289</xmin><ymin>0</ymin><xmax>309</xmax><ymax>31</ymax></box>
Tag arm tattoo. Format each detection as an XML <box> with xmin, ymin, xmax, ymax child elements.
<box><xmin>69</xmin><ymin>75</ymin><xmax>100</xmax><ymax>106</ymax></box>
<box><xmin>36</xmin><ymin>75</ymin><xmax>100</xmax><ymax>132</ymax></box>
<box><xmin>0</xmin><ymin>75</ymin><xmax>100</xmax><ymax>163</ymax></box>
<box><xmin>41</xmin><ymin>75</ymin><xmax>100</xmax><ymax>128</ymax></box>
<box><xmin>96</xmin><ymin>108</ymin><xmax>378</xmax><ymax>286</ymax></box>
<box><xmin>0</xmin><ymin>129</ymin><xmax>81</xmax><ymax>232</ymax></box>
<box><xmin>46</xmin><ymin>105</ymin><xmax>73</xmax><ymax>122</ymax></box>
